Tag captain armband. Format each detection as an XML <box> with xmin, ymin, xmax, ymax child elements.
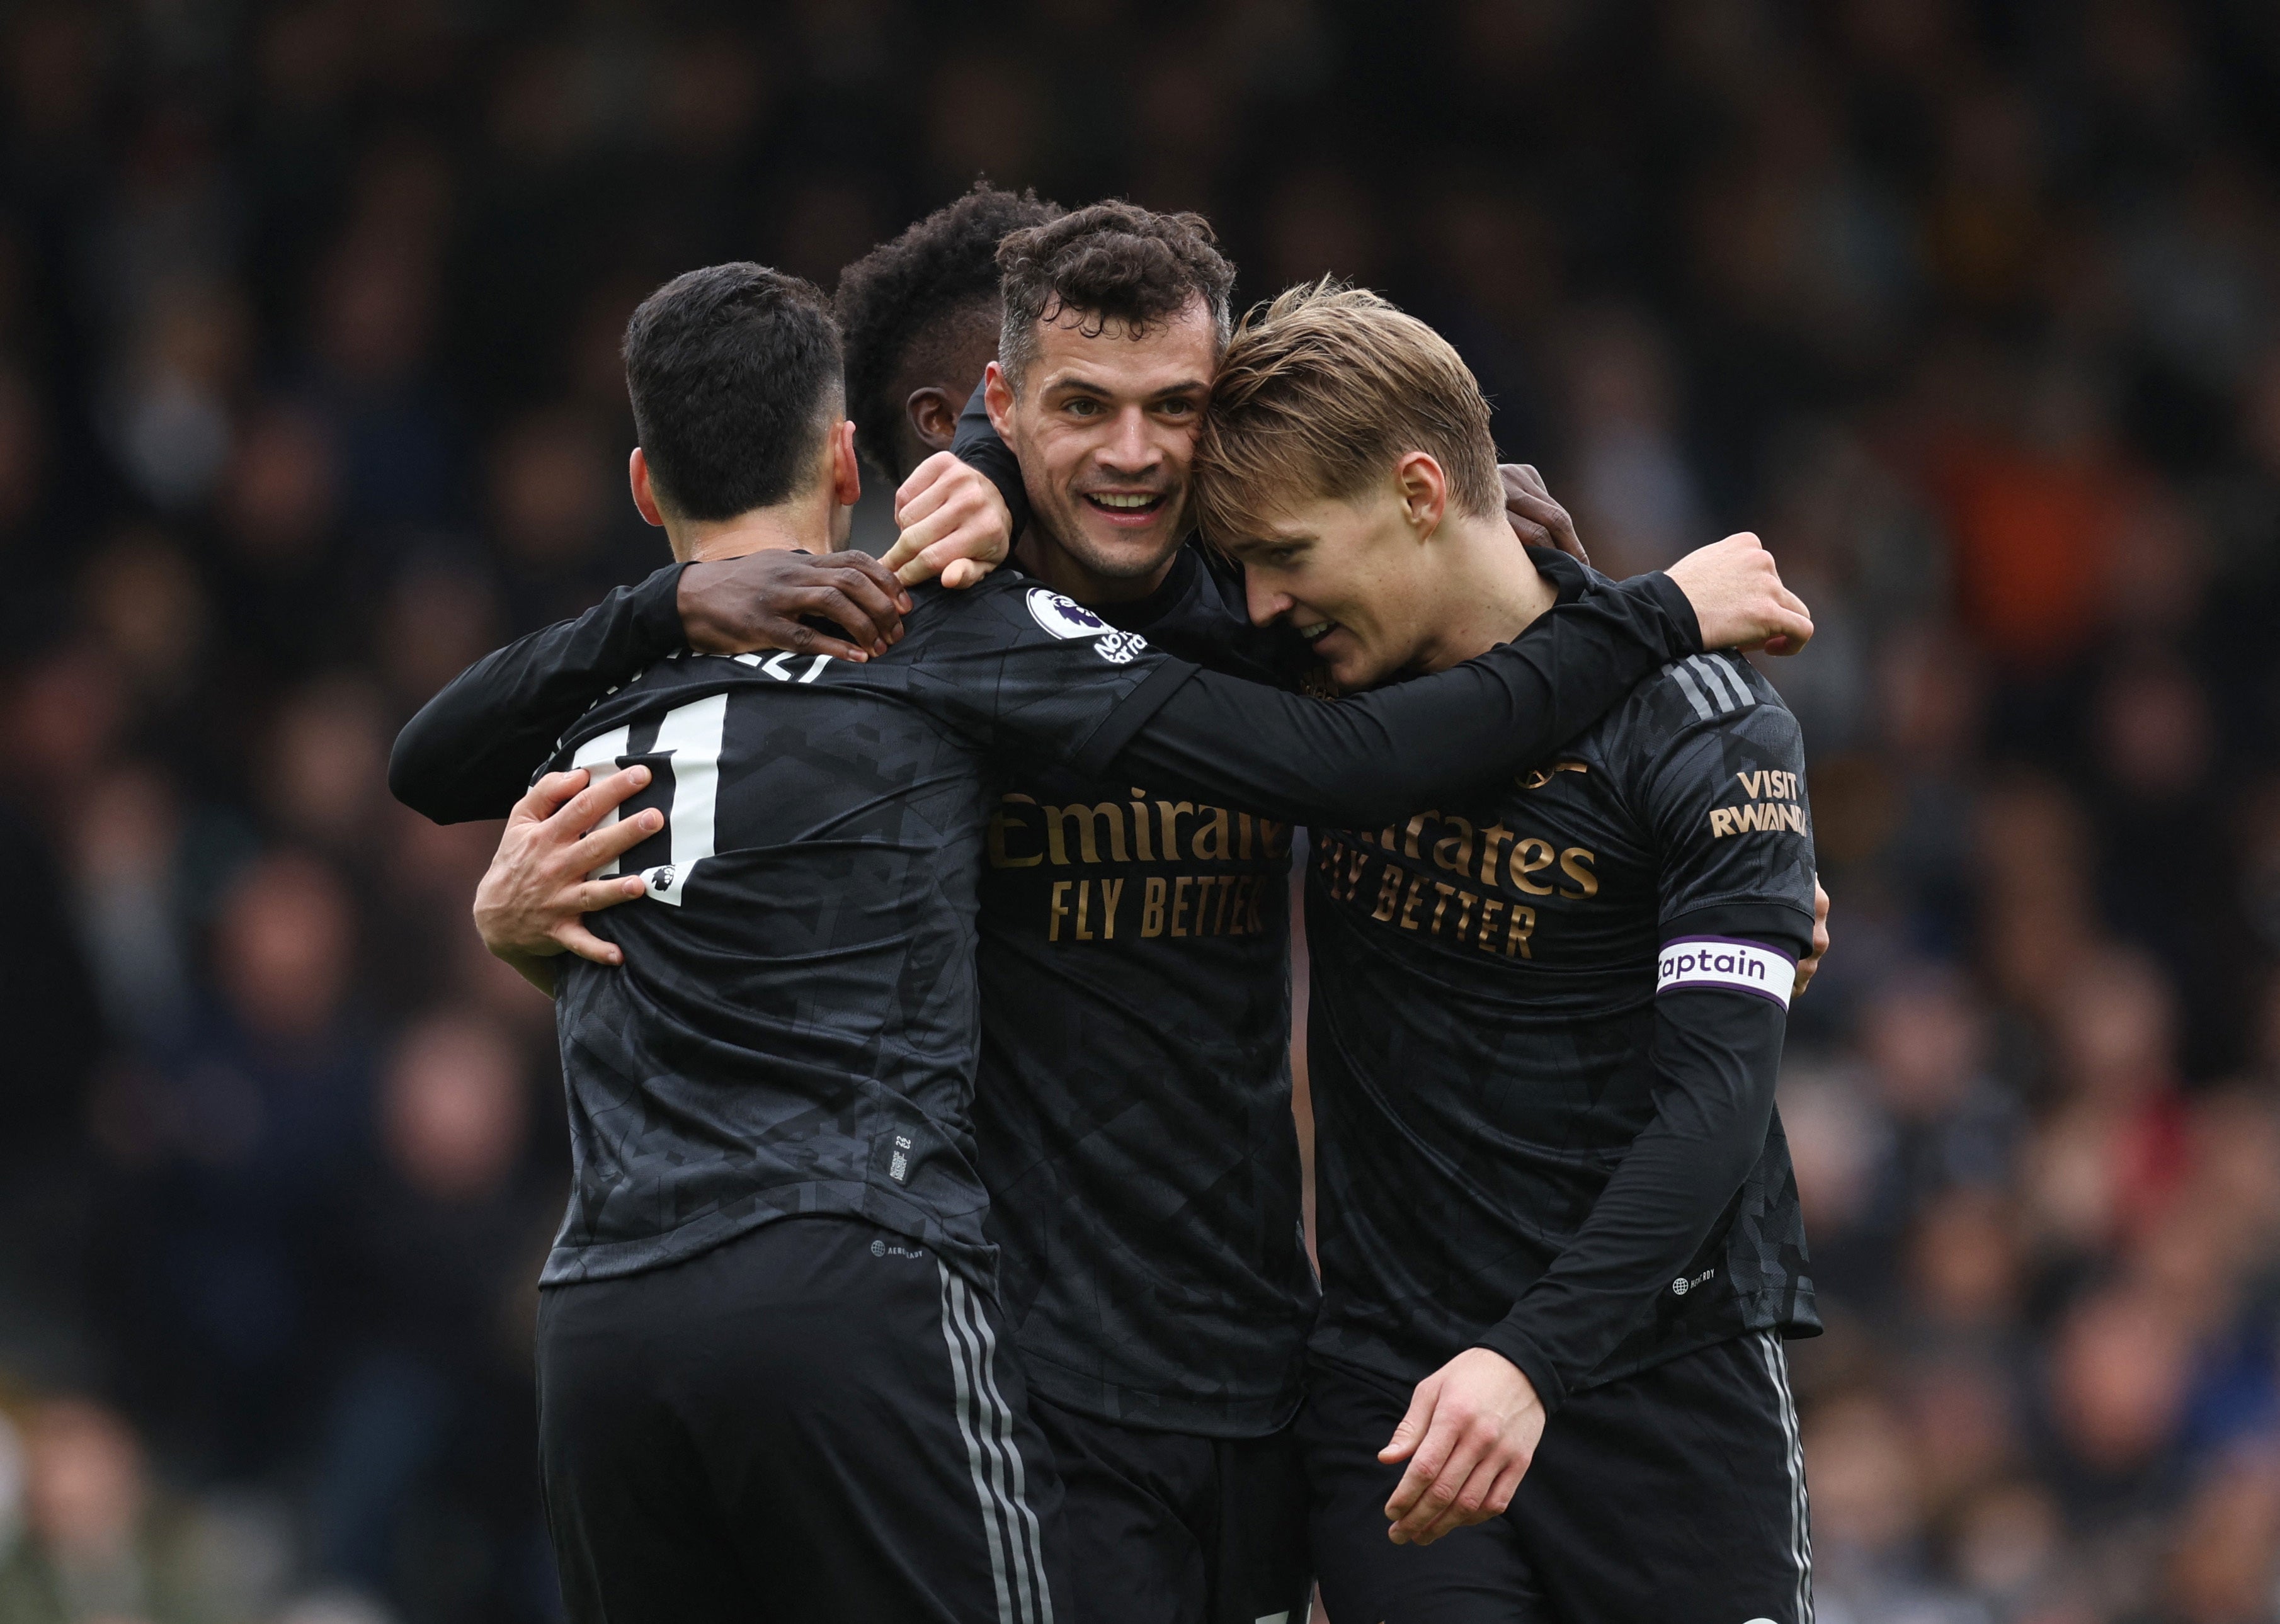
<box><xmin>1655</xmin><ymin>936</ymin><xmax>1794</xmax><ymax>1010</ymax></box>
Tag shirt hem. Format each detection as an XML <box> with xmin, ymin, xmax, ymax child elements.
<box><xmin>1312</xmin><ymin>1286</ymin><xmax>1820</xmax><ymax>1397</ymax></box>
<box><xmin>541</xmin><ymin>1183</ymin><xmax>995</xmax><ymax>1290</ymax></box>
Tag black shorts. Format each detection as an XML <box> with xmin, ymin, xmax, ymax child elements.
<box><xmin>535</xmin><ymin>1216</ymin><xmax>1069</xmax><ymax>1624</ymax></box>
<box><xmin>1301</xmin><ymin>1332</ymin><xmax>1813</xmax><ymax>1624</ymax></box>
<box><xmin>1030</xmin><ymin>1395</ymin><xmax>1312</xmax><ymax>1624</ymax></box>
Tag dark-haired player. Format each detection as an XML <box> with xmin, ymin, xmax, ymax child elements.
<box><xmin>1190</xmin><ymin>283</ymin><xmax>1823</xmax><ymax>1624</ymax></box>
<box><xmin>390</xmin><ymin>183</ymin><xmax>1064</xmax><ymax>828</ymax></box>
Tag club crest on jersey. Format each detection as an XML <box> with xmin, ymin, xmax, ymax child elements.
<box><xmin>1027</xmin><ymin>588</ymin><xmax>1110</xmax><ymax>640</ymax></box>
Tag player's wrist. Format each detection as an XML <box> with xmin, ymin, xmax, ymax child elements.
<box><xmin>1633</xmin><ymin>569</ymin><xmax>1704</xmax><ymax>657</ymax></box>
<box><xmin>1469</xmin><ymin>1327</ymin><xmax>1566</xmax><ymax>1417</ymax></box>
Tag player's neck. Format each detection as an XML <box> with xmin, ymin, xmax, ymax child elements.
<box><xmin>1410</xmin><ymin>511</ymin><xmax>1560</xmax><ymax>673</ymax></box>
<box><xmin>667</xmin><ymin>489</ymin><xmax>842</xmax><ymax>564</ymax></box>
<box><xmin>1012</xmin><ymin>523</ymin><xmax>1180</xmax><ymax>607</ymax></box>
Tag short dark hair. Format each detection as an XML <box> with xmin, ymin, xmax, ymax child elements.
<box><xmin>835</xmin><ymin>183</ymin><xmax>1063</xmax><ymax>480</ymax></box>
<box><xmin>996</xmin><ymin>202</ymin><xmax>1236</xmax><ymax>389</ymax></box>
<box><xmin>622</xmin><ymin>263</ymin><xmax>840</xmax><ymax>521</ymax></box>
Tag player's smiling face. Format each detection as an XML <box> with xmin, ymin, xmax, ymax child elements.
<box><xmin>988</xmin><ymin>298</ymin><xmax>1217</xmax><ymax>591</ymax></box>
<box><xmin>1228</xmin><ymin>479</ymin><xmax>1437</xmax><ymax>693</ymax></box>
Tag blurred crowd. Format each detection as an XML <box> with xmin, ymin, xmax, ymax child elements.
<box><xmin>1</xmin><ymin>1</ymin><xmax>2277</xmax><ymax>1621</ymax></box>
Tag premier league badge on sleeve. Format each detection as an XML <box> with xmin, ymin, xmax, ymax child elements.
<box><xmin>1027</xmin><ymin>588</ymin><xmax>1111</xmax><ymax>640</ymax></box>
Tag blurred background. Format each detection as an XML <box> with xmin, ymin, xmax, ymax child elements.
<box><xmin>1</xmin><ymin>1</ymin><xmax>2278</xmax><ymax>1620</ymax></box>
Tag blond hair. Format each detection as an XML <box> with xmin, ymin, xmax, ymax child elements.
<box><xmin>1192</xmin><ymin>281</ymin><xmax>1500</xmax><ymax>546</ymax></box>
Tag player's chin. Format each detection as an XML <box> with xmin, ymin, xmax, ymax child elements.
<box><xmin>1318</xmin><ymin>639</ymin><xmax>1384</xmax><ymax>694</ymax></box>
<box><xmin>1070</xmin><ymin>512</ymin><xmax>1183</xmax><ymax>576</ymax></box>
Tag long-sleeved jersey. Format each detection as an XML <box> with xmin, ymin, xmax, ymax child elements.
<box><xmin>407</xmin><ymin>564</ymin><xmax>1708</xmax><ymax>1327</ymax></box>
<box><xmin>1299</xmin><ymin>555</ymin><xmax>1822</xmax><ymax>1411</ymax></box>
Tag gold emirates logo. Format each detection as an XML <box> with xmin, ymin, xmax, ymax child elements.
<box><xmin>987</xmin><ymin>790</ymin><xmax>1293</xmax><ymax>946</ymax></box>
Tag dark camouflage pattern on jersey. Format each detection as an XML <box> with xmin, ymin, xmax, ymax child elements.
<box><xmin>540</xmin><ymin>572</ymin><xmax>1178</xmax><ymax>1289</ymax></box>
<box><xmin>974</xmin><ymin>542</ymin><xmax>1321</xmax><ymax>1436</ymax></box>
<box><xmin>1304</xmin><ymin>610</ymin><xmax>1822</xmax><ymax>1393</ymax></box>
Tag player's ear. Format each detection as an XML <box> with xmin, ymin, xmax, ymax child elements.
<box><xmin>1393</xmin><ymin>451</ymin><xmax>1449</xmax><ymax>543</ymax></box>
<box><xmin>983</xmin><ymin>361</ymin><xmax>1015</xmax><ymax>438</ymax></box>
<box><xmin>907</xmin><ymin>386</ymin><xmax>962</xmax><ymax>453</ymax></box>
<box><xmin>630</xmin><ymin>448</ymin><xmax>666</xmax><ymax>528</ymax></box>
<box><xmin>829</xmin><ymin>420</ymin><xmax>861</xmax><ymax>508</ymax></box>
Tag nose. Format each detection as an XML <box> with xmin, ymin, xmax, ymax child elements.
<box><xmin>1100</xmin><ymin>406</ymin><xmax>1157</xmax><ymax>474</ymax></box>
<box><xmin>1244</xmin><ymin>572</ymin><xmax>1291</xmax><ymax>628</ymax></box>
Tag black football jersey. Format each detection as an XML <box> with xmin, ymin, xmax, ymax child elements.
<box><xmin>539</xmin><ymin>572</ymin><xmax>1178</xmax><ymax>1288</ymax></box>
<box><xmin>394</xmin><ymin>537</ymin><xmax>1711</xmax><ymax>1434</ymax></box>
<box><xmin>971</xmin><ymin>541</ymin><xmax>1321</xmax><ymax>1435</ymax></box>
<box><xmin>1303</xmin><ymin>615</ymin><xmax>1823</xmax><ymax>1399</ymax></box>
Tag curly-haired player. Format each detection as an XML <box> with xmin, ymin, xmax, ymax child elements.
<box><xmin>835</xmin><ymin>181</ymin><xmax>1063</xmax><ymax>484</ymax></box>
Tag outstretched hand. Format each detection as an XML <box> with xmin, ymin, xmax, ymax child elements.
<box><xmin>1379</xmin><ymin>1348</ymin><xmax>1547</xmax><ymax>1547</ymax></box>
<box><xmin>472</xmin><ymin>766</ymin><xmax>661</xmax><ymax>995</ymax></box>
<box><xmin>881</xmin><ymin>451</ymin><xmax>1013</xmax><ymax>588</ymax></box>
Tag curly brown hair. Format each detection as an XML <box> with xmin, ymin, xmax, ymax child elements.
<box><xmin>995</xmin><ymin>201</ymin><xmax>1236</xmax><ymax>389</ymax></box>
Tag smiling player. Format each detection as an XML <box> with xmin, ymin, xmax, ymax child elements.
<box><xmin>1190</xmin><ymin>282</ymin><xmax>1822</xmax><ymax>1624</ymax></box>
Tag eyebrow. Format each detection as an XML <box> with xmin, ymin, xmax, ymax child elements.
<box><xmin>1226</xmin><ymin>531</ymin><xmax>1311</xmax><ymax>557</ymax></box>
<box><xmin>1042</xmin><ymin>374</ymin><xmax>1211</xmax><ymax>402</ymax></box>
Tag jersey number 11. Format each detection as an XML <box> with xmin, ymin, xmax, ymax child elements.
<box><xmin>568</xmin><ymin>691</ymin><xmax>727</xmax><ymax>908</ymax></box>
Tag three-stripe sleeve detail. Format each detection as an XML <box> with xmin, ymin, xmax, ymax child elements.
<box><xmin>1757</xmin><ymin>1330</ymin><xmax>1815</xmax><ymax>1624</ymax></box>
<box><xmin>938</xmin><ymin>1262</ymin><xmax>1054</xmax><ymax>1624</ymax></box>
<box><xmin>1663</xmin><ymin>661</ymin><xmax>1714</xmax><ymax>721</ymax></box>
<box><xmin>1663</xmin><ymin>656</ymin><xmax>1758</xmax><ymax>718</ymax></box>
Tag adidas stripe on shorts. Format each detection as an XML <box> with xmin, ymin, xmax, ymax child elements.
<box><xmin>537</xmin><ymin>1215</ymin><xmax>1069</xmax><ymax>1624</ymax></box>
<box><xmin>1301</xmin><ymin>1331</ymin><xmax>1813</xmax><ymax>1624</ymax></box>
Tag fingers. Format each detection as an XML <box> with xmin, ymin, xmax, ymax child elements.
<box><xmin>938</xmin><ymin>555</ymin><xmax>999</xmax><ymax>590</ymax></box>
<box><xmin>1505</xmin><ymin>463</ymin><xmax>1551</xmax><ymax>501</ymax></box>
<box><xmin>891</xmin><ymin>450</ymin><xmax>960</xmax><ymax>528</ymax></box>
<box><xmin>682</xmin><ymin>550</ymin><xmax>908</xmax><ymax>657</ymax></box>
<box><xmin>1379</xmin><ymin>1376</ymin><xmax>1437</xmax><ymax>1466</ymax></box>
<box><xmin>1406</xmin><ymin>1443</ymin><xmax>1507</xmax><ymax>1545</ymax></box>
<box><xmin>573</xmin><ymin>875</ymin><xmax>651</xmax><ymax>912</ymax></box>
<box><xmin>1483</xmin><ymin>1456</ymin><xmax>1529</xmax><ymax>1519</ymax></box>
<box><xmin>1758</xmin><ymin>594</ymin><xmax>1815</xmax><ymax>654</ymax></box>
<box><xmin>1500</xmin><ymin>463</ymin><xmax>1587</xmax><ymax>564</ymax></box>
<box><xmin>1669</xmin><ymin>531</ymin><xmax>1814</xmax><ymax>653</ymax></box>
<box><xmin>769</xmin><ymin>620</ymin><xmax>874</xmax><ymax>664</ymax></box>
<box><xmin>554</xmin><ymin>919</ymin><xmax>627</xmax><ymax>967</ymax></box>
<box><xmin>879</xmin><ymin>529</ymin><xmax>925</xmax><ymax>576</ymax></box>
<box><xmin>568</xmin><ymin>805</ymin><xmax>662</xmax><ymax>877</ymax></box>
<box><xmin>788</xmin><ymin>582</ymin><xmax>898</xmax><ymax>657</ymax></box>
<box><xmin>1796</xmin><ymin>881</ymin><xmax>1832</xmax><ymax>997</ymax></box>
<box><xmin>812</xmin><ymin>552</ymin><xmax>912</xmax><ymax>630</ymax></box>
<box><xmin>1384</xmin><ymin>1411</ymin><xmax>1476</xmax><ymax>1544</ymax></box>
<box><xmin>514</xmin><ymin>768</ymin><xmax>591</xmax><ymax>825</ymax></box>
<box><xmin>889</xmin><ymin>503</ymin><xmax>1012</xmax><ymax>589</ymax></box>
<box><xmin>891</xmin><ymin>499</ymin><xmax>971</xmax><ymax>563</ymax></box>
<box><xmin>552</xmin><ymin>764</ymin><xmax>652</xmax><ymax>840</ymax></box>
